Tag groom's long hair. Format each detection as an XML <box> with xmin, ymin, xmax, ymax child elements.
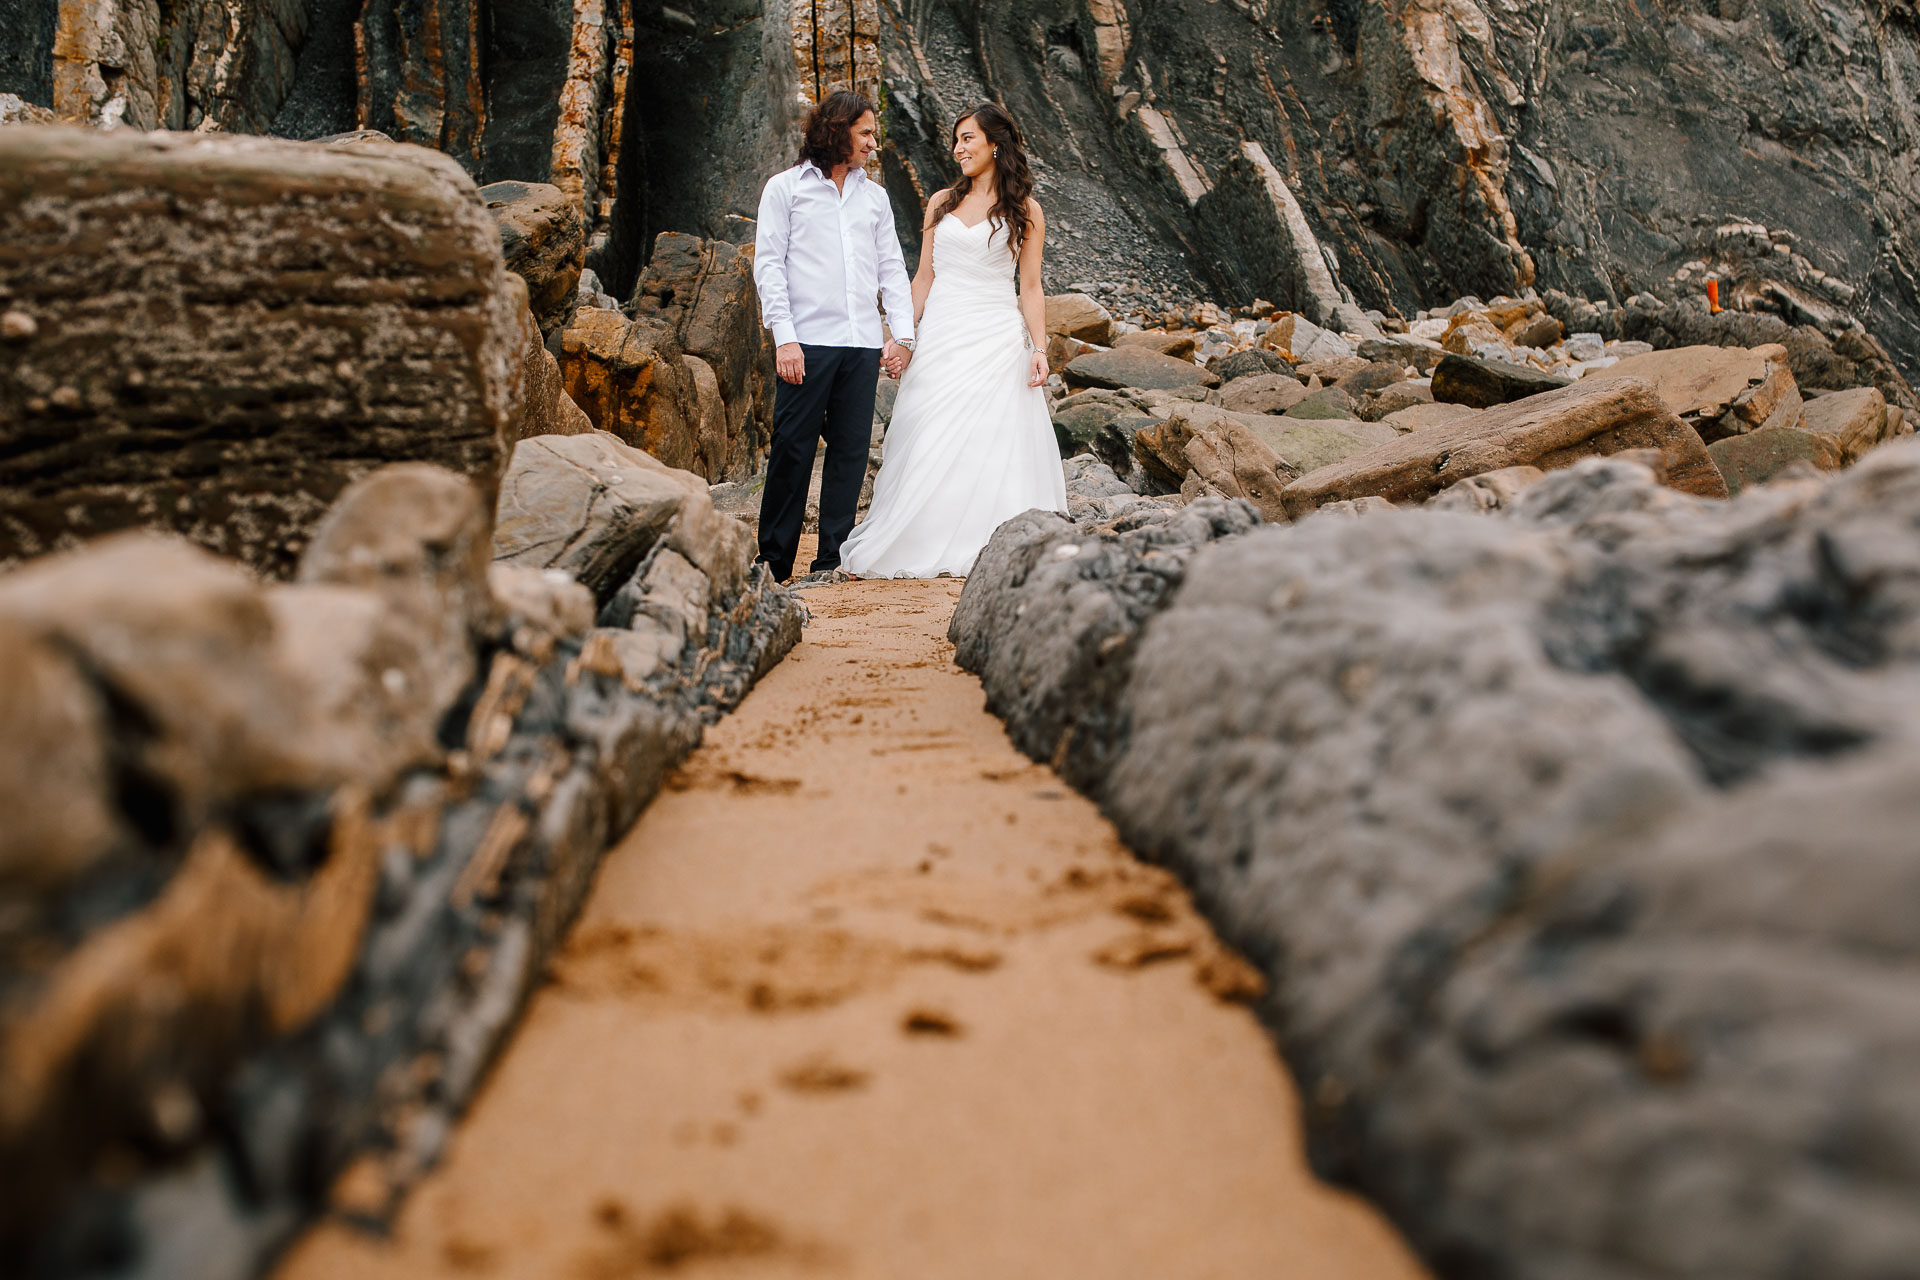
<box><xmin>797</xmin><ymin>89</ymin><xmax>875</xmax><ymax>173</ymax></box>
<box><xmin>930</xmin><ymin>103</ymin><xmax>1036</xmax><ymax>252</ymax></box>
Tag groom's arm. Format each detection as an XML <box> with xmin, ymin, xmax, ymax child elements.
<box><xmin>753</xmin><ymin>174</ymin><xmax>799</xmax><ymax>350</ymax></box>
<box><xmin>873</xmin><ymin>195</ymin><xmax>915</xmax><ymax>345</ymax></box>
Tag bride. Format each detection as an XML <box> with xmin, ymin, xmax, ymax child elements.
<box><xmin>840</xmin><ymin>102</ymin><xmax>1068</xmax><ymax>578</ymax></box>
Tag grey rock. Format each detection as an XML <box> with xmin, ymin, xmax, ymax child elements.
<box><xmin>953</xmin><ymin>442</ymin><xmax>1920</xmax><ymax>1280</ymax></box>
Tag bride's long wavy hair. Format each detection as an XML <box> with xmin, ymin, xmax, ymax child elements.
<box><xmin>930</xmin><ymin>102</ymin><xmax>1035</xmax><ymax>252</ymax></box>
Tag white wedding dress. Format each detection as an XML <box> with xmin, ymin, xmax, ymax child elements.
<box><xmin>840</xmin><ymin>212</ymin><xmax>1068</xmax><ymax>578</ymax></box>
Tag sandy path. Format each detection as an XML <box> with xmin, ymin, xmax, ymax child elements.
<box><xmin>278</xmin><ymin>578</ymin><xmax>1427</xmax><ymax>1280</ymax></box>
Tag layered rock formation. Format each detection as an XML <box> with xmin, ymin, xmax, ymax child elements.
<box><xmin>872</xmin><ymin>0</ymin><xmax>1920</xmax><ymax>388</ymax></box>
<box><xmin>953</xmin><ymin>450</ymin><xmax>1920</xmax><ymax>1280</ymax></box>
<box><xmin>0</xmin><ymin>443</ymin><xmax>799</xmax><ymax>1278</ymax></box>
<box><xmin>0</xmin><ymin>127</ymin><xmax>526</xmax><ymax>579</ymax></box>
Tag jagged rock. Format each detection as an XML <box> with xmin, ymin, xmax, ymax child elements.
<box><xmin>1219</xmin><ymin>372</ymin><xmax>1311</xmax><ymax>415</ymax></box>
<box><xmin>483</xmin><ymin>181</ymin><xmax>585</xmax><ymax>342</ymax></box>
<box><xmin>1046</xmin><ymin>292</ymin><xmax>1114</xmax><ymax>345</ymax></box>
<box><xmin>1431</xmin><ymin>353</ymin><xmax>1574</xmax><ymax>408</ymax></box>
<box><xmin>1181</xmin><ymin>419</ymin><xmax>1297</xmax><ymax>524</ymax></box>
<box><xmin>1209</xmin><ymin>348</ymin><xmax>1296</xmax><ymax>382</ymax></box>
<box><xmin>1707</xmin><ymin>427</ymin><xmax>1842</xmax><ymax>494</ymax></box>
<box><xmin>1284</xmin><ymin>387</ymin><xmax>1357</xmax><ymax>420</ymax></box>
<box><xmin>1112</xmin><ymin>331</ymin><xmax>1199</xmax><ymax>361</ymax></box>
<box><xmin>558</xmin><ymin>308</ymin><xmax>709</xmax><ymax>477</ymax></box>
<box><xmin>488</xmin><ymin>563</ymin><xmax>597</xmax><ymax>651</ymax></box>
<box><xmin>1065</xmin><ymin>348</ymin><xmax>1223</xmax><ymax>391</ymax></box>
<box><xmin>1134</xmin><ymin>403</ymin><xmax>1389</xmax><ymax>492</ymax></box>
<box><xmin>0</xmin><ymin>128</ymin><xmax>525</xmax><ymax>580</ymax></box>
<box><xmin>952</xmin><ymin>444</ymin><xmax>1920</xmax><ymax>1280</ymax></box>
<box><xmin>1284</xmin><ymin>376</ymin><xmax>1726</xmax><ymax>516</ymax></box>
<box><xmin>1604</xmin><ymin>344</ymin><xmax>1801</xmax><ymax>443</ymax></box>
<box><xmin>1800</xmin><ymin>386</ymin><xmax>1893</xmax><ymax>463</ymax></box>
<box><xmin>629</xmin><ymin>232</ymin><xmax>775</xmax><ymax>481</ymax></box>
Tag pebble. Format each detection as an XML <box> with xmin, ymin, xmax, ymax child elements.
<box><xmin>1</xmin><ymin>310</ymin><xmax>36</xmax><ymax>342</ymax></box>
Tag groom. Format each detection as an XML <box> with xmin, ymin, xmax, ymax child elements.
<box><xmin>751</xmin><ymin>89</ymin><xmax>917</xmax><ymax>582</ymax></box>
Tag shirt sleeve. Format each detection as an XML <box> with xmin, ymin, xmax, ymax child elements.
<box><xmin>873</xmin><ymin>190</ymin><xmax>916</xmax><ymax>343</ymax></box>
<box><xmin>753</xmin><ymin>173</ymin><xmax>799</xmax><ymax>348</ymax></box>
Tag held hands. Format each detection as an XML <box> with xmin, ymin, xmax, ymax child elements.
<box><xmin>882</xmin><ymin>339</ymin><xmax>913</xmax><ymax>379</ymax></box>
<box><xmin>1027</xmin><ymin>350</ymin><xmax>1050</xmax><ymax>388</ymax></box>
<box><xmin>775</xmin><ymin>342</ymin><xmax>806</xmax><ymax>384</ymax></box>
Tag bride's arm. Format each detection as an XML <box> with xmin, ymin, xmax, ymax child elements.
<box><xmin>911</xmin><ymin>200</ymin><xmax>941</xmax><ymax>324</ymax></box>
<box><xmin>1017</xmin><ymin>200</ymin><xmax>1049</xmax><ymax>386</ymax></box>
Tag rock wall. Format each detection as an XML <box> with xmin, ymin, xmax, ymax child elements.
<box><xmin>951</xmin><ymin>456</ymin><xmax>1920</xmax><ymax>1280</ymax></box>
<box><xmin>0</xmin><ymin>445</ymin><xmax>801</xmax><ymax>1278</ymax></box>
<box><xmin>870</xmin><ymin>0</ymin><xmax>1920</xmax><ymax>386</ymax></box>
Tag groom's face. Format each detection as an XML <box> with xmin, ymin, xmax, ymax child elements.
<box><xmin>847</xmin><ymin>111</ymin><xmax>878</xmax><ymax>167</ymax></box>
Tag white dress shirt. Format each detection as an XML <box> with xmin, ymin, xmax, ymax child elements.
<box><xmin>753</xmin><ymin>160</ymin><xmax>915</xmax><ymax>349</ymax></box>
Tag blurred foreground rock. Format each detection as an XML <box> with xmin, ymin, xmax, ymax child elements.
<box><xmin>953</xmin><ymin>445</ymin><xmax>1920</xmax><ymax>1280</ymax></box>
<box><xmin>0</xmin><ymin>446</ymin><xmax>800</xmax><ymax>1277</ymax></box>
<box><xmin>0</xmin><ymin>126</ymin><xmax>526</xmax><ymax>579</ymax></box>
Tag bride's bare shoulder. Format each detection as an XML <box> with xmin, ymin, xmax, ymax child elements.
<box><xmin>923</xmin><ymin>189</ymin><xmax>954</xmax><ymax>231</ymax></box>
<box><xmin>1025</xmin><ymin>197</ymin><xmax>1046</xmax><ymax>227</ymax></box>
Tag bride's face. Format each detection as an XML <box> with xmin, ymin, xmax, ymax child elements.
<box><xmin>952</xmin><ymin>119</ymin><xmax>994</xmax><ymax>180</ymax></box>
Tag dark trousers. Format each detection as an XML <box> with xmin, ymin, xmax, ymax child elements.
<box><xmin>756</xmin><ymin>343</ymin><xmax>881</xmax><ymax>579</ymax></box>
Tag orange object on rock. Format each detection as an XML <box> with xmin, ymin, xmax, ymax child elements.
<box><xmin>1707</xmin><ymin>279</ymin><xmax>1722</xmax><ymax>313</ymax></box>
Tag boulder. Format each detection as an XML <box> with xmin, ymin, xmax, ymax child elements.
<box><xmin>1209</xmin><ymin>348</ymin><xmax>1295</xmax><ymax>381</ymax></box>
<box><xmin>1358</xmin><ymin>334</ymin><xmax>1446</xmax><ymax>375</ymax></box>
<box><xmin>1707</xmin><ymin>426</ymin><xmax>1843</xmax><ymax>494</ymax></box>
<box><xmin>1282</xmin><ymin>376</ymin><xmax>1727</xmax><ymax>516</ymax></box>
<box><xmin>518</xmin><ymin>308</ymin><xmax>595</xmax><ymax>441</ymax></box>
<box><xmin>1054</xmin><ymin>400</ymin><xmax>1126</xmax><ymax>456</ymax></box>
<box><xmin>1112</xmin><ymin>330</ymin><xmax>1198</xmax><ymax>360</ymax></box>
<box><xmin>1358</xmin><ymin>382</ymin><xmax>1433</xmax><ymax>421</ymax></box>
<box><xmin>0</xmin><ymin>620</ymin><xmax>119</xmax><ymax>892</ymax></box>
<box><xmin>493</xmin><ymin>431</ymin><xmax>753</xmax><ymax>603</ymax></box>
<box><xmin>1253</xmin><ymin>417</ymin><xmax>1400</xmax><ymax>474</ymax></box>
<box><xmin>1600</xmin><ymin>344</ymin><xmax>1802</xmax><ymax>443</ymax></box>
<box><xmin>558</xmin><ymin>308</ymin><xmax>708</xmax><ymax>477</ymax></box>
<box><xmin>0</xmin><ymin>127</ymin><xmax>525</xmax><ymax>580</ymax></box>
<box><xmin>1284</xmin><ymin>387</ymin><xmax>1358</xmax><ymax>420</ymax></box>
<box><xmin>1135</xmin><ymin>403</ymin><xmax>1390</xmax><ymax>492</ymax></box>
<box><xmin>1383</xmin><ymin>402</ymin><xmax>1478</xmax><ymax>432</ymax></box>
<box><xmin>1798</xmin><ymin>386</ymin><xmax>1891</xmax><ymax>463</ymax></box>
<box><xmin>1046</xmin><ymin>292</ymin><xmax>1114</xmax><ymax>345</ymax></box>
<box><xmin>1333</xmin><ymin>361</ymin><xmax>1408</xmax><ymax>396</ymax></box>
<box><xmin>1180</xmin><ymin>420</ymin><xmax>1298</xmax><ymax>524</ymax></box>
<box><xmin>683</xmin><ymin>355</ymin><xmax>729</xmax><ymax>473</ymax></box>
<box><xmin>1427</xmin><ymin>464</ymin><xmax>1546</xmax><ymax>512</ymax></box>
<box><xmin>1065</xmin><ymin>348</ymin><xmax>1223</xmax><ymax>391</ymax></box>
<box><xmin>482</xmin><ymin>181</ymin><xmax>586</xmax><ymax>342</ymax></box>
<box><xmin>629</xmin><ymin>232</ymin><xmax>776</xmax><ymax>481</ymax></box>
<box><xmin>1431</xmin><ymin>352</ymin><xmax>1574</xmax><ymax>408</ymax></box>
<box><xmin>1506</xmin><ymin>311</ymin><xmax>1563</xmax><ymax>348</ymax></box>
<box><xmin>493</xmin><ymin>433</ymin><xmax>700</xmax><ymax>602</ymax></box>
<box><xmin>951</xmin><ymin>443</ymin><xmax>1920</xmax><ymax>1280</ymax></box>
<box><xmin>0</xmin><ymin>535</ymin><xmax>326</xmax><ymax>836</ymax></box>
<box><xmin>1296</xmin><ymin>355</ymin><xmax>1372</xmax><ymax>385</ymax></box>
<box><xmin>1220</xmin><ymin>372</ymin><xmax>1312</xmax><ymax>415</ymax></box>
<box><xmin>295</xmin><ymin>464</ymin><xmax>496</xmax><ymax>777</ymax></box>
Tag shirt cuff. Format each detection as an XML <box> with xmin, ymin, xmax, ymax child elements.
<box><xmin>770</xmin><ymin>320</ymin><xmax>799</xmax><ymax>348</ymax></box>
<box><xmin>887</xmin><ymin>318</ymin><xmax>915</xmax><ymax>343</ymax></box>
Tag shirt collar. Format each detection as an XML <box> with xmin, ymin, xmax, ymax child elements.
<box><xmin>799</xmin><ymin>159</ymin><xmax>866</xmax><ymax>188</ymax></box>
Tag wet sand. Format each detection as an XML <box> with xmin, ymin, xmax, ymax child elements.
<box><xmin>277</xmin><ymin>576</ymin><xmax>1428</xmax><ymax>1280</ymax></box>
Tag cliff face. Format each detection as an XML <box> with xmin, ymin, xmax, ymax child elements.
<box><xmin>875</xmin><ymin>0</ymin><xmax>1920</xmax><ymax>378</ymax></box>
